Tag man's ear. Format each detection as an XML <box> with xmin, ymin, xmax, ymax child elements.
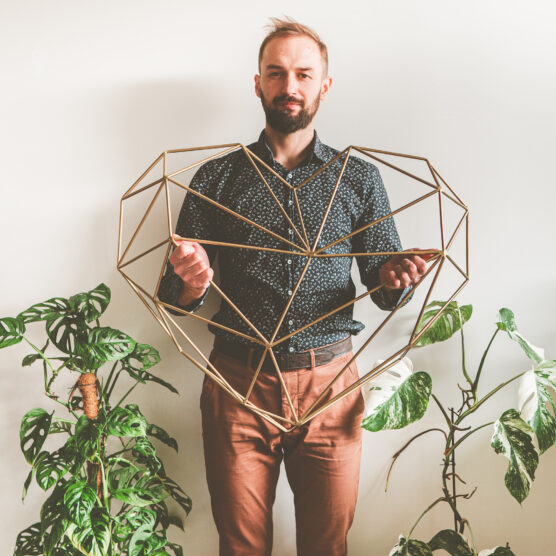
<box><xmin>320</xmin><ymin>76</ymin><xmax>332</xmax><ymax>100</ymax></box>
<box><xmin>254</xmin><ymin>74</ymin><xmax>261</xmax><ymax>99</ymax></box>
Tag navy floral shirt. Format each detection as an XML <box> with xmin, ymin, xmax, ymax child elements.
<box><xmin>158</xmin><ymin>131</ymin><xmax>408</xmax><ymax>353</ymax></box>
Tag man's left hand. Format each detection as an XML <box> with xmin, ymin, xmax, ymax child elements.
<box><xmin>379</xmin><ymin>249</ymin><xmax>432</xmax><ymax>291</ymax></box>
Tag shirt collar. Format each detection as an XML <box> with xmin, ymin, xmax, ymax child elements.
<box><xmin>253</xmin><ymin>129</ymin><xmax>331</xmax><ymax>166</ymax></box>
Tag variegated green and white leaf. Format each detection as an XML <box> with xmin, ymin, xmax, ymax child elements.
<box><xmin>389</xmin><ymin>535</ymin><xmax>433</xmax><ymax>555</ymax></box>
<box><xmin>362</xmin><ymin>358</ymin><xmax>432</xmax><ymax>432</ymax></box>
<box><xmin>496</xmin><ymin>308</ymin><xmax>544</xmax><ymax>364</ymax></box>
<box><xmin>518</xmin><ymin>360</ymin><xmax>556</xmax><ymax>453</ymax></box>
<box><xmin>428</xmin><ymin>529</ymin><xmax>473</xmax><ymax>555</ymax></box>
<box><xmin>478</xmin><ymin>547</ymin><xmax>516</xmax><ymax>555</ymax></box>
<box><xmin>491</xmin><ymin>408</ymin><xmax>539</xmax><ymax>503</ymax></box>
<box><xmin>413</xmin><ymin>301</ymin><xmax>472</xmax><ymax>347</ymax></box>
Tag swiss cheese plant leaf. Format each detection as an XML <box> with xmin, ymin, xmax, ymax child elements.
<box><xmin>389</xmin><ymin>536</ymin><xmax>433</xmax><ymax>555</ymax></box>
<box><xmin>133</xmin><ymin>437</ymin><xmax>162</xmax><ymax>475</ymax></box>
<box><xmin>491</xmin><ymin>408</ymin><xmax>539</xmax><ymax>503</ymax></box>
<box><xmin>361</xmin><ymin>358</ymin><xmax>432</xmax><ymax>432</ymax></box>
<box><xmin>128</xmin><ymin>524</ymin><xmax>156</xmax><ymax>556</ymax></box>
<box><xmin>76</xmin><ymin>327</ymin><xmax>135</xmax><ymax>369</ymax></box>
<box><xmin>35</xmin><ymin>449</ymin><xmax>69</xmax><ymax>491</ymax></box>
<box><xmin>18</xmin><ymin>297</ymin><xmax>69</xmax><ymax>324</ymax></box>
<box><xmin>106</xmin><ymin>405</ymin><xmax>148</xmax><ymax>437</ymax></box>
<box><xmin>66</xmin><ymin>508</ymin><xmax>111</xmax><ymax>556</ymax></box>
<box><xmin>14</xmin><ymin>522</ymin><xmax>42</xmax><ymax>556</ymax></box>
<box><xmin>64</xmin><ymin>478</ymin><xmax>100</xmax><ymax>527</ymax></box>
<box><xmin>0</xmin><ymin>316</ymin><xmax>25</xmax><ymax>348</ymax></box>
<box><xmin>20</xmin><ymin>408</ymin><xmax>53</xmax><ymax>464</ymax></box>
<box><xmin>428</xmin><ymin>529</ymin><xmax>473</xmax><ymax>555</ymax></box>
<box><xmin>111</xmin><ymin>484</ymin><xmax>168</xmax><ymax>507</ymax></box>
<box><xmin>46</xmin><ymin>312</ymin><xmax>88</xmax><ymax>354</ymax></box>
<box><xmin>122</xmin><ymin>342</ymin><xmax>161</xmax><ymax>374</ymax></box>
<box><xmin>124</xmin><ymin>507</ymin><xmax>157</xmax><ymax>530</ymax></box>
<box><xmin>22</xmin><ymin>467</ymin><xmax>34</xmax><ymax>501</ymax></box>
<box><xmin>478</xmin><ymin>547</ymin><xmax>516</xmax><ymax>555</ymax></box>
<box><xmin>64</xmin><ymin>414</ymin><xmax>103</xmax><ymax>465</ymax></box>
<box><xmin>518</xmin><ymin>360</ymin><xmax>556</xmax><ymax>453</ymax></box>
<box><xmin>496</xmin><ymin>308</ymin><xmax>544</xmax><ymax>364</ymax></box>
<box><xmin>158</xmin><ymin>474</ymin><xmax>192</xmax><ymax>515</ymax></box>
<box><xmin>148</xmin><ymin>423</ymin><xmax>178</xmax><ymax>452</ymax></box>
<box><xmin>69</xmin><ymin>283</ymin><xmax>110</xmax><ymax>323</ymax></box>
<box><xmin>167</xmin><ymin>542</ymin><xmax>185</xmax><ymax>556</ymax></box>
<box><xmin>413</xmin><ymin>301</ymin><xmax>472</xmax><ymax>347</ymax></box>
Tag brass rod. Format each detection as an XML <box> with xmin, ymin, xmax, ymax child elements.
<box><xmin>311</xmin><ymin>147</ymin><xmax>352</xmax><ymax>251</ymax></box>
<box><xmin>430</xmin><ymin>165</ymin><xmax>467</xmax><ymax>207</ymax></box>
<box><xmin>446</xmin><ymin>254</ymin><xmax>469</xmax><ymax>280</ymax></box>
<box><xmin>122</xmin><ymin>178</ymin><xmax>164</xmax><ymax>201</ymax></box>
<box><xmin>293</xmin><ymin>188</ymin><xmax>310</xmax><ymax>247</ymax></box>
<box><xmin>156</xmin><ymin>300</ymin><xmax>266</xmax><ymax>345</ymax></box>
<box><xmin>242</xmin><ymin>145</ymin><xmax>309</xmax><ymax>250</ymax></box>
<box><xmin>164</xmin><ymin>176</ymin><xmax>173</xmax><ymax>238</ymax></box>
<box><xmin>118</xmin><ymin>198</ymin><xmax>124</xmax><ymax>262</ymax></box>
<box><xmin>408</xmin><ymin>257</ymin><xmax>445</xmax><ymax>342</ymax></box>
<box><xmin>465</xmin><ymin>214</ymin><xmax>470</xmax><ymax>277</ymax></box>
<box><xmin>353</xmin><ymin>146</ymin><xmax>429</xmax><ymax>162</ymax></box>
<box><xmin>166</xmin><ymin>145</ymin><xmax>240</xmax><ymax>179</ymax></box>
<box><xmin>154</xmin><ymin>241</ymin><xmax>173</xmax><ymax>299</ymax></box>
<box><xmin>168</xmin><ymin>177</ymin><xmax>304</xmax><ymax>252</ymax></box>
<box><xmin>445</xmin><ymin>210</ymin><xmax>468</xmax><ymax>252</ymax></box>
<box><xmin>316</xmin><ymin>189</ymin><xmax>438</xmax><ymax>254</ymax></box>
<box><xmin>313</xmin><ymin>249</ymin><xmax>441</xmax><ymax>258</ymax></box>
<box><xmin>294</xmin><ymin>147</ymin><xmax>351</xmax><ymax>191</ymax></box>
<box><xmin>243</xmin><ymin>149</ymin><xmax>295</xmax><ymax>190</ymax></box>
<box><xmin>438</xmin><ymin>190</ymin><xmax>446</xmax><ymax>252</ymax></box>
<box><xmin>173</xmin><ymin>234</ymin><xmax>307</xmax><ymax>256</ymax></box>
<box><xmin>166</xmin><ymin>143</ymin><xmax>241</xmax><ymax>154</ymax></box>
<box><xmin>209</xmin><ymin>280</ymin><xmax>269</xmax><ymax>344</ymax></box>
<box><xmin>267</xmin><ymin>349</ymin><xmax>299</xmax><ymax>424</ymax></box>
<box><xmin>119</xmin><ymin>182</ymin><xmax>165</xmax><ymax>264</ymax></box>
<box><xmin>269</xmin><ymin>256</ymin><xmax>312</xmax><ymax>344</ymax></box>
<box><xmin>243</xmin><ymin>346</ymin><xmax>269</xmax><ymax>403</ymax></box>
<box><xmin>352</xmin><ymin>147</ymin><xmax>437</xmax><ymax>190</ymax></box>
<box><xmin>123</xmin><ymin>153</ymin><xmax>164</xmax><ymax>198</ymax></box>
<box><xmin>118</xmin><ymin>238</ymin><xmax>169</xmax><ymax>270</ymax></box>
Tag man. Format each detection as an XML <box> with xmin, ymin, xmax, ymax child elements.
<box><xmin>159</xmin><ymin>17</ymin><xmax>428</xmax><ymax>556</ymax></box>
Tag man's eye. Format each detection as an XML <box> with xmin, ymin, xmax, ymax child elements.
<box><xmin>299</xmin><ymin>74</ymin><xmax>311</xmax><ymax>79</ymax></box>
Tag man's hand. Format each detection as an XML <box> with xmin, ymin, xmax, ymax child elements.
<box><xmin>169</xmin><ymin>237</ymin><xmax>213</xmax><ymax>307</ymax></box>
<box><xmin>379</xmin><ymin>249</ymin><xmax>432</xmax><ymax>291</ymax></box>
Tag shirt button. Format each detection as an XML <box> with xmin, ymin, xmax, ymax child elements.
<box><xmin>287</xmin><ymin>289</ymin><xmax>293</xmax><ymax>296</ymax></box>
<box><xmin>288</xmin><ymin>319</ymin><xmax>294</xmax><ymax>326</ymax></box>
<box><xmin>288</xmin><ymin>346</ymin><xmax>294</xmax><ymax>353</ymax></box>
<box><xmin>286</xmin><ymin>173</ymin><xmax>292</xmax><ymax>180</ymax></box>
<box><xmin>287</xmin><ymin>259</ymin><xmax>292</xmax><ymax>265</ymax></box>
<box><xmin>288</xmin><ymin>199</ymin><xmax>293</xmax><ymax>206</ymax></box>
<box><xmin>288</xmin><ymin>229</ymin><xmax>293</xmax><ymax>235</ymax></box>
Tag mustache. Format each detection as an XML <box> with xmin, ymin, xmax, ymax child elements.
<box><xmin>273</xmin><ymin>95</ymin><xmax>303</xmax><ymax>107</ymax></box>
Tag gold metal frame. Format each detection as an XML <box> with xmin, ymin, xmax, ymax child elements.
<box><xmin>117</xmin><ymin>144</ymin><xmax>469</xmax><ymax>432</ymax></box>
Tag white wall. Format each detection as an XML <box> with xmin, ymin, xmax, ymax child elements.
<box><xmin>1</xmin><ymin>1</ymin><xmax>555</xmax><ymax>554</ymax></box>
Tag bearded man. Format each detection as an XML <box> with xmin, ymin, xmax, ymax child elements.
<box><xmin>159</xmin><ymin>17</ymin><xmax>428</xmax><ymax>556</ymax></box>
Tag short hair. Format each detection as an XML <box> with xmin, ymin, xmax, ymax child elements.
<box><xmin>258</xmin><ymin>17</ymin><xmax>329</xmax><ymax>77</ymax></box>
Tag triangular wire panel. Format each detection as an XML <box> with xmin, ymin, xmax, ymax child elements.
<box><xmin>164</xmin><ymin>144</ymin><xmax>242</xmax><ymax>177</ymax></box>
<box><xmin>316</xmin><ymin>190</ymin><xmax>442</xmax><ymax>261</ymax></box>
<box><xmin>351</xmin><ymin>147</ymin><xmax>437</xmax><ymax>189</ymax></box>
<box><xmin>123</xmin><ymin>154</ymin><xmax>164</xmax><ymax>199</ymax></box>
<box><xmin>118</xmin><ymin>240</ymin><xmax>171</xmax><ymax>300</ymax></box>
<box><xmin>119</xmin><ymin>180</ymin><xmax>170</xmax><ymax>266</ymax></box>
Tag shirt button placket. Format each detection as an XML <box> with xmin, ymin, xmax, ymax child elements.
<box><xmin>286</xmin><ymin>171</ymin><xmax>295</xmax><ymax>353</ymax></box>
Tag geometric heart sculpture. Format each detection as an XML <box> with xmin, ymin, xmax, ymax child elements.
<box><xmin>117</xmin><ymin>143</ymin><xmax>468</xmax><ymax>432</ymax></box>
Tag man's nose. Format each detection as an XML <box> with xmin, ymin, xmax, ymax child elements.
<box><xmin>283</xmin><ymin>72</ymin><xmax>299</xmax><ymax>96</ymax></box>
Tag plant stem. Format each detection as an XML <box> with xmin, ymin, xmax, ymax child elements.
<box><xmin>457</xmin><ymin>371</ymin><xmax>526</xmax><ymax>424</ymax></box>
<box><xmin>104</xmin><ymin>362</ymin><xmax>119</xmax><ymax>400</ymax></box>
<box><xmin>385</xmin><ymin>428</ymin><xmax>447</xmax><ymax>491</ymax></box>
<box><xmin>407</xmin><ymin>496</ymin><xmax>447</xmax><ymax>539</ymax></box>
<box><xmin>444</xmin><ymin>422</ymin><xmax>495</xmax><ymax>459</ymax></box>
<box><xmin>114</xmin><ymin>382</ymin><xmax>139</xmax><ymax>409</ymax></box>
<box><xmin>450</xmin><ymin>409</ymin><xmax>457</xmax><ymax>532</ymax></box>
<box><xmin>432</xmin><ymin>394</ymin><xmax>452</xmax><ymax>427</ymax></box>
<box><xmin>460</xmin><ymin>327</ymin><xmax>473</xmax><ymax>390</ymax></box>
<box><xmin>22</xmin><ymin>337</ymin><xmax>57</xmax><ymax>374</ymax></box>
<box><xmin>472</xmin><ymin>328</ymin><xmax>500</xmax><ymax>397</ymax></box>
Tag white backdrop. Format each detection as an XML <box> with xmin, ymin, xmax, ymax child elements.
<box><xmin>1</xmin><ymin>1</ymin><xmax>555</xmax><ymax>554</ymax></box>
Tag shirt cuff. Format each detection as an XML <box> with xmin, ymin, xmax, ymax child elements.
<box><xmin>174</xmin><ymin>285</ymin><xmax>210</xmax><ymax>313</ymax></box>
<box><xmin>371</xmin><ymin>286</ymin><xmax>413</xmax><ymax>311</ymax></box>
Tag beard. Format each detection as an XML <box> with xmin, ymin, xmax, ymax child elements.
<box><xmin>260</xmin><ymin>91</ymin><xmax>320</xmax><ymax>134</ymax></box>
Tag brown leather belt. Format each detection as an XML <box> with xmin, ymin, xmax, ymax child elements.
<box><xmin>212</xmin><ymin>335</ymin><xmax>352</xmax><ymax>372</ymax></box>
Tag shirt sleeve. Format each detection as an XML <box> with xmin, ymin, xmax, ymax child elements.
<box><xmin>351</xmin><ymin>164</ymin><xmax>412</xmax><ymax>311</ymax></box>
<box><xmin>157</xmin><ymin>162</ymin><xmax>218</xmax><ymax>314</ymax></box>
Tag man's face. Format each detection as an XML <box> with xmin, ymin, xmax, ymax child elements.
<box><xmin>255</xmin><ymin>35</ymin><xmax>331</xmax><ymax>134</ymax></box>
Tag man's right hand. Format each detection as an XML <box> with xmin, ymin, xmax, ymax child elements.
<box><xmin>169</xmin><ymin>237</ymin><xmax>213</xmax><ymax>306</ymax></box>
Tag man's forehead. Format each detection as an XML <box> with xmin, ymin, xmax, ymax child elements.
<box><xmin>261</xmin><ymin>35</ymin><xmax>322</xmax><ymax>68</ymax></box>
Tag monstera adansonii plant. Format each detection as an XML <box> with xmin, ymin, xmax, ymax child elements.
<box><xmin>361</xmin><ymin>301</ymin><xmax>555</xmax><ymax>556</ymax></box>
<box><xmin>0</xmin><ymin>283</ymin><xmax>190</xmax><ymax>555</ymax></box>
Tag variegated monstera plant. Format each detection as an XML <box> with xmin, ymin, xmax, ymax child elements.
<box><xmin>361</xmin><ymin>301</ymin><xmax>555</xmax><ymax>556</ymax></box>
<box><xmin>0</xmin><ymin>283</ymin><xmax>190</xmax><ymax>555</ymax></box>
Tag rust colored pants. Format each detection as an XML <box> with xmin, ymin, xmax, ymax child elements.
<box><xmin>200</xmin><ymin>341</ymin><xmax>365</xmax><ymax>556</ymax></box>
